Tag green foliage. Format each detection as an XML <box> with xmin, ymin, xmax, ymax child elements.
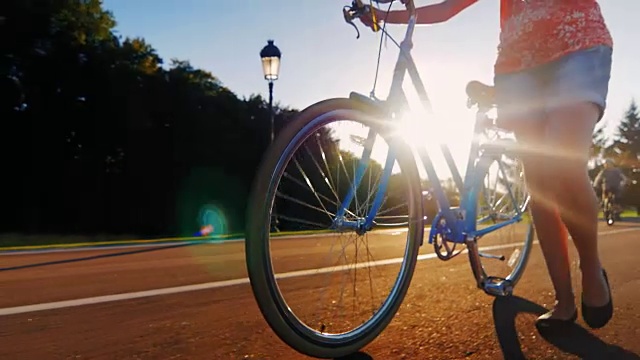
<box><xmin>609</xmin><ymin>101</ymin><xmax>640</xmax><ymax>167</ymax></box>
<box><xmin>591</xmin><ymin>123</ymin><xmax>607</xmax><ymax>162</ymax></box>
<box><xmin>0</xmin><ymin>0</ymin><xmax>280</xmax><ymax>237</ymax></box>
<box><xmin>1</xmin><ymin>0</ymin><xmax>423</xmax><ymax>239</ymax></box>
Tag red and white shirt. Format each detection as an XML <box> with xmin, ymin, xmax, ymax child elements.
<box><xmin>496</xmin><ymin>0</ymin><xmax>613</xmax><ymax>74</ymax></box>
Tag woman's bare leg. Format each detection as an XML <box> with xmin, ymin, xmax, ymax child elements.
<box><xmin>515</xmin><ymin>123</ymin><xmax>576</xmax><ymax>319</ymax></box>
<box><xmin>545</xmin><ymin>103</ymin><xmax>609</xmax><ymax>308</ymax></box>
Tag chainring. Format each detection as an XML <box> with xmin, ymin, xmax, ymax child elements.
<box><xmin>429</xmin><ymin>213</ymin><xmax>463</xmax><ymax>261</ymax></box>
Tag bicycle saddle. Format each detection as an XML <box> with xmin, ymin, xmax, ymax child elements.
<box><xmin>465</xmin><ymin>80</ymin><xmax>495</xmax><ymax>108</ymax></box>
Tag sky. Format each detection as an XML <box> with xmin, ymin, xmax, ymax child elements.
<box><xmin>102</xmin><ymin>0</ymin><xmax>639</xmax><ymax>176</ymax></box>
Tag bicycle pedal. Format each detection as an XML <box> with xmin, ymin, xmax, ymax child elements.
<box><xmin>482</xmin><ymin>277</ymin><xmax>513</xmax><ymax>297</ymax></box>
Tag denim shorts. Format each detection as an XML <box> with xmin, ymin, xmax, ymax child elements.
<box><xmin>494</xmin><ymin>45</ymin><xmax>613</xmax><ymax>125</ymax></box>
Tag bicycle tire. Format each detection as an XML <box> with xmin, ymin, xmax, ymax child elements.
<box><xmin>468</xmin><ymin>151</ymin><xmax>535</xmax><ymax>293</ymax></box>
<box><xmin>245</xmin><ymin>97</ymin><xmax>424</xmax><ymax>358</ymax></box>
<box><xmin>604</xmin><ymin>199</ymin><xmax>615</xmax><ymax>225</ymax></box>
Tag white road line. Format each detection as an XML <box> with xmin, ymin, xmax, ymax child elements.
<box><xmin>0</xmin><ymin>227</ymin><xmax>636</xmax><ymax>317</ymax></box>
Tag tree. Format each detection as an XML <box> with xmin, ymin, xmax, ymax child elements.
<box><xmin>597</xmin><ymin>101</ymin><xmax>640</xmax><ymax>210</ymax></box>
<box><xmin>609</xmin><ymin>101</ymin><xmax>640</xmax><ymax>168</ymax></box>
<box><xmin>591</xmin><ymin>122</ymin><xmax>608</xmax><ymax>165</ymax></box>
<box><xmin>0</xmin><ymin>0</ymin><xmax>278</xmax><ymax>237</ymax></box>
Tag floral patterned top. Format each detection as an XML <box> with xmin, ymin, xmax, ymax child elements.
<box><xmin>496</xmin><ymin>0</ymin><xmax>613</xmax><ymax>75</ymax></box>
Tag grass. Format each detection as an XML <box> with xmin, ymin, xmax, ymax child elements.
<box><xmin>0</xmin><ymin>229</ymin><xmax>333</xmax><ymax>251</ymax></box>
<box><xmin>597</xmin><ymin>209</ymin><xmax>637</xmax><ymax>218</ymax></box>
<box><xmin>2</xmin><ymin>209</ymin><xmax>637</xmax><ymax>251</ymax></box>
<box><xmin>0</xmin><ymin>233</ymin><xmax>144</xmax><ymax>249</ymax></box>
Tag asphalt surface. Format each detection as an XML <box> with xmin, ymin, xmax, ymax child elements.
<box><xmin>0</xmin><ymin>222</ymin><xmax>639</xmax><ymax>360</ymax></box>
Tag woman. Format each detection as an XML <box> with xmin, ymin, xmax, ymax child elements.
<box><xmin>360</xmin><ymin>0</ymin><xmax>614</xmax><ymax>330</ymax></box>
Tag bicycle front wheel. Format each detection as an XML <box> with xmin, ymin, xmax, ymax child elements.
<box><xmin>245</xmin><ymin>97</ymin><xmax>423</xmax><ymax>359</ymax></box>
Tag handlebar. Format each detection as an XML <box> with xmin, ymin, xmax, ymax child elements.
<box><xmin>342</xmin><ymin>0</ymin><xmax>415</xmax><ymax>39</ymax></box>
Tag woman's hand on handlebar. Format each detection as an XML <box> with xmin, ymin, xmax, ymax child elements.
<box><xmin>357</xmin><ymin>0</ymin><xmax>411</xmax><ymax>31</ymax></box>
<box><xmin>357</xmin><ymin>6</ymin><xmax>384</xmax><ymax>31</ymax></box>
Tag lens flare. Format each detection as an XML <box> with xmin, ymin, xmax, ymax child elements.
<box><xmin>195</xmin><ymin>204</ymin><xmax>228</xmax><ymax>239</ymax></box>
<box><xmin>196</xmin><ymin>224</ymin><xmax>214</xmax><ymax>236</ymax></box>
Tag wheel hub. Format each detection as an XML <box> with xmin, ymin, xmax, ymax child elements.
<box><xmin>332</xmin><ymin>216</ymin><xmax>370</xmax><ymax>235</ymax></box>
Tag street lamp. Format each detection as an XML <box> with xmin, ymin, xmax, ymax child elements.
<box><xmin>260</xmin><ymin>39</ymin><xmax>281</xmax><ymax>143</ymax></box>
<box><xmin>260</xmin><ymin>40</ymin><xmax>281</xmax><ymax>233</ymax></box>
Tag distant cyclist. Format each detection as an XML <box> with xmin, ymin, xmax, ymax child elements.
<box><xmin>593</xmin><ymin>159</ymin><xmax>628</xmax><ymax>209</ymax></box>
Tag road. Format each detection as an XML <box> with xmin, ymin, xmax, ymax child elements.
<box><xmin>0</xmin><ymin>222</ymin><xmax>639</xmax><ymax>360</ymax></box>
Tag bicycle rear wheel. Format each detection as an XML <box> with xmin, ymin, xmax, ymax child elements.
<box><xmin>245</xmin><ymin>97</ymin><xmax>423</xmax><ymax>358</ymax></box>
<box><xmin>469</xmin><ymin>147</ymin><xmax>534</xmax><ymax>296</ymax></box>
<box><xmin>604</xmin><ymin>198</ymin><xmax>615</xmax><ymax>226</ymax></box>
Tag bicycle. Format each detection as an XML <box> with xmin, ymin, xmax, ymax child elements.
<box><xmin>245</xmin><ymin>1</ymin><xmax>534</xmax><ymax>358</ymax></box>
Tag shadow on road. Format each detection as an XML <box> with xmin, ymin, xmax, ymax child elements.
<box><xmin>492</xmin><ymin>296</ymin><xmax>640</xmax><ymax>360</ymax></box>
<box><xmin>492</xmin><ymin>296</ymin><xmax>545</xmax><ymax>360</ymax></box>
<box><xmin>538</xmin><ymin>324</ymin><xmax>640</xmax><ymax>360</ymax></box>
<box><xmin>0</xmin><ymin>242</ymin><xmax>196</xmax><ymax>272</ymax></box>
<box><xmin>335</xmin><ymin>351</ymin><xmax>373</xmax><ymax>360</ymax></box>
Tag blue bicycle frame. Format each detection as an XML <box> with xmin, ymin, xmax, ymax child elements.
<box><xmin>333</xmin><ymin>8</ymin><xmax>523</xmax><ymax>243</ymax></box>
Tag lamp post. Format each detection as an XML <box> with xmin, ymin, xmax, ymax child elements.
<box><xmin>259</xmin><ymin>39</ymin><xmax>281</xmax><ymax>143</ymax></box>
<box><xmin>260</xmin><ymin>40</ymin><xmax>282</xmax><ymax>232</ymax></box>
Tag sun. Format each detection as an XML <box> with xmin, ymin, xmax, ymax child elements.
<box><xmin>326</xmin><ymin>106</ymin><xmax>477</xmax><ymax>181</ymax></box>
<box><xmin>393</xmin><ymin>109</ymin><xmax>476</xmax><ymax>179</ymax></box>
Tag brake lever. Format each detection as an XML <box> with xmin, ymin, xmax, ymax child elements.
<box><xmin>343</xmin><ymin>6</ymin><xmax>361</xmax><ymax>39</ymax></box>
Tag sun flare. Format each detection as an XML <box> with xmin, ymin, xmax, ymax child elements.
<box><xmin>327</xmin><ymin>108</ymin><xmax>478</xmax><ymax>181</ymax></box>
